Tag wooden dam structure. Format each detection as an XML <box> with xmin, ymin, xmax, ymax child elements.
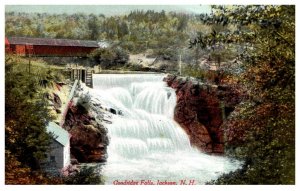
<box><xmin>68</xmin><ymin>65</ymin><xmax>95</xmax><ymax>88</ymax></box>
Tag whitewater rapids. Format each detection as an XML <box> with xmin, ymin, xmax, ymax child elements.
<box><xmin>89</xmin><ymin>73</ymin><xmax>241</xmax><ymax>184</ymax></box>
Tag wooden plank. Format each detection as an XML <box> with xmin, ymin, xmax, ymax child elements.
<box><xmin>59</xmin><ymin>80</ymin><xmax>78</xmax><ymax>127</ymax></box>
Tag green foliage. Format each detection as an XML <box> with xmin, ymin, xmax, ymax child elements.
<box><xmin>191</xmin><ymin>5</ymin><xmax>295</xmax><ymax>184</ymax></box>
<box><xmin>89</xmin><ymin>47</ymin><xmax>129</xmax><ymax>68</ymax></box>
<box><xmin>182</xmin><ymin>64</ymin><xmax>211</xmax><ymax>81</ymax></box>
<box><xmin>88</xmin><ymin>14</ymin><xmax>100</xmax><ymax>40</ymax></box>
<box><xmin>5</xmin><ymin>58</ymin><xmax>65</xmax><ymax>171</ymax></box>
<box><xmin>114</xmin><ymin>47</ymin><xmax>130</xmax><ymax>64</ymax></box>
<box><xmin>64</xmin><ymin>166</ymin><xmax>104</xmax><ymax>185</ymax></box>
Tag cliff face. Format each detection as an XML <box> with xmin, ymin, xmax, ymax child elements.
<box><xmin>164</xmin><ymin>75</ymin><xmax>241</xmax><ymax>154</ymax></box>
<box><xmin>63</xmin><ymin>104</ymin><xmax>109</xmax><ymax>163</ymax></box>
<box><xmin>63</xmin><ymin>83</ymin><xmax>110</xmax><ymax>163</ymax></box>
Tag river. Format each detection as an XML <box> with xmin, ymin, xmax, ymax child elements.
<box><xmin>90</xmin><ymin>73</ymin><xmax>241</xmax><ymax>185</ymax></box>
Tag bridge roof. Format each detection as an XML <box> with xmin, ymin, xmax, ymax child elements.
<box><xmin>7</xmin><ymin>37</ymin><xmax>99</xmax><ymax>48</ymax></box>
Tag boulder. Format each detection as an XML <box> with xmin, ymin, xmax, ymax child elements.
<box><xmin>53</xmin><ymin>92</ymin><xmax>62</xmax><ymax>109</ymax></box>
<box><xmin>63</xmin><ymin>104</ymin><xmax>109</xmax><ymax>163</ymax></box>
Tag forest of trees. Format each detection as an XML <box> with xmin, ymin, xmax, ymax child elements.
<box><xmin>5</xmin><ymin>10</ymin><xmax>205</xmax><ymax>56</ymax></box>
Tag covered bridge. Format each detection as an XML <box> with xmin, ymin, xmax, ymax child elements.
<box><xmin>5</xmin><ymin>37</ymin><xmax>100</xmax><ymax>57</ymax></box>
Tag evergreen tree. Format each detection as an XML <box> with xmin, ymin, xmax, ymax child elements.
<box><xmin>5</xmin><ymin>62</ymin><xmax>54</xmax><ymax>170</ymax></box>
<box><xmin>88</xmin><ymin>14</ymin><xmax>100</xmax><ymax>40</ymax></box>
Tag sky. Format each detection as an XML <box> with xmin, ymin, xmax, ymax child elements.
<box><xmin>5</xmin><ymin>5</ymin><xmax>211</xmax><ymax>16</ymax></box>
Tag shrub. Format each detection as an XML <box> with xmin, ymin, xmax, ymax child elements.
<box><xmin>64</xmin><ymin>166</ymin><xmax>104</xmax><ymax>185</ymax></box>
<box><xmin>89</xmin><ymin>47</ymin><xmax>129</xmax><ymax>68</ymax></box>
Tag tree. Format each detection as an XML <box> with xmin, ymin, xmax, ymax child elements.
<box><xmin>5</xmin><ymin>60</ymin><xmax>62</xmax><ymax>170</ymax></box>
<box><xmin>89</xmin><ymin>48</ymin><xmax>116</xmax><ymax>68</ymax></box>
<box><xmin>114</xmin><ymin>46</ymin><xmax>129</xmax><ymax>65</ymax></box>
<box><xmin>190</xmin><ymin>5</ymin><xmax>295</xmax><ymax>184</ymax></box>
<box><xmin>177</xmin><ymin>15</ymin><xmax>189</xmax><ymax>31</ymax></box>
<box><xmin>117</xmin><ymin>21</ymin><xmax>129</xmax><ymax>39</ymax></box>
<box><xmin>89</xmin><ymin>46</ymin><xmax>129</xmax><ymax>68</ymax></box>
<box><xmin>88</xmin><ymin>14</ymin><xmax>100</xmax><ymax>40</ymax></box>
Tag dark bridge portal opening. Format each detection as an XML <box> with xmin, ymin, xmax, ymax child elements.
<box><xmin>81</xmin><ymin>70</ymin><xmax>86</xmax><ymax>83</ymax></box>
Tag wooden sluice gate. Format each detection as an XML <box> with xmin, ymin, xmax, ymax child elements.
<box><xmin>67</xmin><ymin>65</ymin><xmax>95</xmax><ymax>88</ymax></box>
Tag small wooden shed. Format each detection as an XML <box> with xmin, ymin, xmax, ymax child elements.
<box><xmin>46</xmin><ymin>122</ymin><xmax>70</xmax><ymax>169</ymax></box>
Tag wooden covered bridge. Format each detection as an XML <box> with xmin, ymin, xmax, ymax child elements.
<box><xmin>5</xmin><ymin>36</ymin><xmax>100</xmax><ymax>57</ymax></box>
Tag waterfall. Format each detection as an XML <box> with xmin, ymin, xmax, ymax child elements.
<box><xmin>91</xmin><ymin>74</ymin><xmax>241</xmax><ymax>185</ymax></box>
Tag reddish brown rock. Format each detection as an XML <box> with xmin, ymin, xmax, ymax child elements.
<box><xmin>212</xmin><ymin>143</ymin><xmax>224</xmax><ymax>153</ymax></box>
<box><xmin>164</xmin><ymin>75</ymin><xmax>241</xmax><ymax>154</ymax></box>
<box><xmin>63</xmin><ymin>104</ymin><xmax>108</xmax><ymax>163</ymax></box>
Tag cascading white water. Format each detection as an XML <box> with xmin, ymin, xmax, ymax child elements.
<box><xmin>91</xmin><ymin>74</ymin><xmax>241</xmax><ymax>185</ymax></box>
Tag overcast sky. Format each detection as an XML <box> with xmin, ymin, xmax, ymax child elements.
<box><xmin>5</xmin><ymin>5</ymin><xmax>211</xmax><ymax>16</ymax></box>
